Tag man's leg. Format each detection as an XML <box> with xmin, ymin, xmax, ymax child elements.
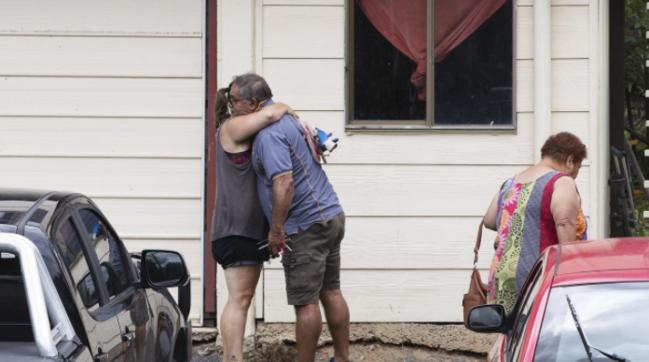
<box><xmin>284</xmin><ymin>216</ymin><xmax>346</xmax><ymax>362</ymax></box>
<box><xmin>320</xmin><ymin>213</ymin><xmax>349</xmax><ymax>361</ymax></box>
<box><xmin>295</xmin><ymin>303</ymin><xmax>323</xmax><ymax>362</ymax></box>
<box><xmin>220</xmin><ymin>265</ymin><xmax>262</xmax><ymax>362</ymax></box>
<box><xmin>320</xmin><ymin>289</ymin><xmax>350</xmax><ymax>362</ymax></box>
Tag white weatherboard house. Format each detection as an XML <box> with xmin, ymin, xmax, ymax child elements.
<box><xmin>1</xmin><ymin>0</ymin><xmax>613</xmax><ymax>330</ymax></box>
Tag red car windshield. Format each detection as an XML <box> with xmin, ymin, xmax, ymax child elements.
<box><xmin>535</xmin><ymin>281</ymin><xmax>649</xmax><ymax>361</ymax></box>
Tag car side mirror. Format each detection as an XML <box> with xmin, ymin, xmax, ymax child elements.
<box><xmin>467</xmin><ymin>304</ymin><xmax>506</xmax><ymax>333</ymax></box>
<box><xmin>141</xmin><ymin>250</ymin><xmax>189</xmax><ymax>288</ymax></box>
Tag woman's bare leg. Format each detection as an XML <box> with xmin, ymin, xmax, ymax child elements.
<box><xmin>220</xmin><ymin>265</ymin><xmax>262</xmax><ymax>362</ymax></box>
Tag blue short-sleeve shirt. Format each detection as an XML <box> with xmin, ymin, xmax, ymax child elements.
<box><xmin>252</xmin><ymin>102</ymin><xmax>343</xmax><ymax>235</ymax></box>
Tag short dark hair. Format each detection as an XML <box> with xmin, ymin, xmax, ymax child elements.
<box><xmin>231</xmin><ymin>73</ymin><xmax>273</xmax><ymax>101</ymax></box>
<box><xmin>540</xmin><ymin>132</ymin><xmax>587</xmax><ymax>165</ymax></box>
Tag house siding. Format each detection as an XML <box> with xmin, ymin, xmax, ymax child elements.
<box><xmin>216</xmin><ymin>0</ymin><xmax>599</xmax><ymax>322</ymax></box>
<box><xmin>0</xmin><ymin>0</ymin><xmax>206</xmax><ymax>322</ymax></box>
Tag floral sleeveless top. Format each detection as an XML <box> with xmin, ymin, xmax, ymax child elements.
<box><xmin>486</xmin><ymin>171</ymin><xmax>587</xmax><ymax>313</ymax></box>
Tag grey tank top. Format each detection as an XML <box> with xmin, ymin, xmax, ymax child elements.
<box><xmin>210</xmin><ymin>129</ymin><xmax>267</xmax><ymax>242</ymax></box>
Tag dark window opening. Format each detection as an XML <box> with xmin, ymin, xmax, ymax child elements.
<box><xmin>435</xmin><ymin>3</ymin><xmax>513</xmax><ymax>125</ymax></box>
<box><xmin>78</xmin><ymin>209</ymin><xmax>129</xmax><ymax>298</ymax></box>
<box><xmin>353</xmin><ymin>1</ymin><xmax>425</xmax><ymax>121</ymax></box>
<box><xmin>0</xmin><ymin>252</ymin><xmax>33</xmax><ymax>342</ymax></box>
<box><xmin>350</xmin><ymin>0</ymin><xmax>513</xmax><ymax>128</ymax></box>
<box><xmin>53</xmin><ymin>219</ymin><xmax>100</xmax><ymax>310</ymax></box>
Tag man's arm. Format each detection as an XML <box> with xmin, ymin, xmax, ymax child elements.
<box><xmin>254</xmin><ymin>130</ymin><xmax>294</xmax><ymax>255</ymax></box>
<box><xmin>269</xmin><ymin>172</ymin><xmax>294</xmax><ymax>255</ymax></box>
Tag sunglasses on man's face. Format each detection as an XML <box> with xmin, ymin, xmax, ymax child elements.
<box><xmin>227</xmin><ymin>92</ymin><xmax>242</xmax><ymax>106</ymax></box>
<box><xmin>228</xmin><ymin>94</ymin><xmax>258</xmax><ymax>109</ymax></box>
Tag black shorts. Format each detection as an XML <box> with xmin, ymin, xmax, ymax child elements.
<box><xmin>212</xmin><ymin>235</ymin><xmax>270</xmax><ymax>269</ymax></box>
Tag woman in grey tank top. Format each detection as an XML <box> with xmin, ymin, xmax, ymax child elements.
<box><xmin>211</xmin><ymin>75</ymin><xmax>298</xmax><ymax>362</ymax></box>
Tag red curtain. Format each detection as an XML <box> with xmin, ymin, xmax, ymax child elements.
<box><xmin>356</xmin><ymin>0</ymin><xmax>507</xmax><ymax>100</ymax></box>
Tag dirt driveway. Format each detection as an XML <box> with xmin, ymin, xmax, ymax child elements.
<box><xmin>192</xmin><ymin>323</ymin><xmax>496</xmax><ymax>361</ymax></box>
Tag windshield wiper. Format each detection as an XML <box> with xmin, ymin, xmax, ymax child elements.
<box><xmin>565</xmin><ymin>295</ymin><xmax>629</xmax><ymax>362</ymax></box>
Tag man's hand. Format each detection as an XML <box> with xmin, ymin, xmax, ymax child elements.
<box><xmin>268</xmin><ymin>228</ymin><xmax>286</xmax><ymax>257</ymax></box>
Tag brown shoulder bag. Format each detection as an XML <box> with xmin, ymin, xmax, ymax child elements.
<box><xmin>462</xmin><ymin>220</ymin><xmax>489</xmax><ymax>327</ymax></box>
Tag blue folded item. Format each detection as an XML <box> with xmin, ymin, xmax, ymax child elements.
<box><xmin>315</xmin><ymin>127</ymin><xmax>339</xmax><ymax>153</ymax></box>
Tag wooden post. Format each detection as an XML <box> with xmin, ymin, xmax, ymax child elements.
<box><xmin>609</xmin><ymin>0</ymin><xmax>626</xmax><ymax>236</ymax></box>
<box><xmin>203</xmin><ymin>0</ymin><xmax>218</xmax><ymax>326</ymax></box>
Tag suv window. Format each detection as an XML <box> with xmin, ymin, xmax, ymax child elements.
<box><xmin>53</xmin><ymin>218</ymin><xmax>100</xmax><ymax>309</ymax></box>
<box><xmin>78</xmin><ymin>209</ymin><xmax>129</xmax><ymax>299</ymax></box>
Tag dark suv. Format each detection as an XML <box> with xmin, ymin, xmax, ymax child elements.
<box><xmin>0</xmin><ymin>189</ymin><xmax>192</xmax><ymax>361</ymax></box>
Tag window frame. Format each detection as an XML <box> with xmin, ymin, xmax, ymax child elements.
<box><xmin>51</xmin><ymin>207</ymin><xmax>126</xmax><ymax>357</ymax></box>
<box><xmin>72</xmin><ymin>207</ymin><xmax>135</xmax><ymax>300</ymax></box>
<box><xmin>51</xmin><ymin>212</ymin><xmax>107</xmax><ymax>311</ymax></box>
<box><xmin>345</xmin><ymin>0</ymin><xmax>517</xmax><ymax>131</ymax></box>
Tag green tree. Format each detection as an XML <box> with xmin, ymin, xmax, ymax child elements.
<box><xmin>624</xmin><ymin>0</ymin><xmax>649</xmax><ymax>235</ymax></box>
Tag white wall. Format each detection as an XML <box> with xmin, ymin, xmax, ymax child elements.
<box><xmin>0</xmin><ymin>0</ymin><xmax>206</xmax><ymax>322</ymax></box>
<box><xmin>219</xmin><ymin>0</ymin><xmax>602</xmax><ymax>322</ymax></box>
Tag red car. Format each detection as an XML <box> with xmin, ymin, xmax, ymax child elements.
<box><xmin>467</xmin><ymin>238</ymin><xmax>649</xmax><ymax>361</ymax></box>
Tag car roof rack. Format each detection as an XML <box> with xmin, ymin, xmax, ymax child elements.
<box><xmin>15</xmin><ymin>192</ymin><xmax>55</xmax><ymax>235</ymax></box>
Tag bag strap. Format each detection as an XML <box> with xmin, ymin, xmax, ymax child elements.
<box><xmin>473</xmin><ymin>219</ymin><xmax>485</xmax><ymax>266</ymax></box>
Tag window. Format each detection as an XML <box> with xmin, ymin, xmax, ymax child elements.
<box><xmin>535</xmin><ymin>282</ymin><xmax>649</xmax><ymax>361</ymax></box>
<box><xmin>78</xmin><ymin>209</ymin><xmax>129</xmax><ymax>299</ymax></box>
<box><xmin>347</xmin><ymin>0</ymin><xmax>513</xmax><ymax>129</ymax></box>
<box><xmin>53</xmin><ymin>218</ymin><xmax>99</xmax><ymax>309</ymax></box>
<box><xmin>0</xmin><ymin>252</ymin><xmax>32</xmax><ymax>342</ymax></box>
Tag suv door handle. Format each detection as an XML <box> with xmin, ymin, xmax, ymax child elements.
<box><xmin>121</xmin><ymin>328</ymin><xmax>136</xmax><ymax>342</ymax></box>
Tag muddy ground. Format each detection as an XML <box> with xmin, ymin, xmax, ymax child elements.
<box><xmin>192</xmin><ymin>323</ymin><xmax>497</xmax><ymax>361</ymax></box>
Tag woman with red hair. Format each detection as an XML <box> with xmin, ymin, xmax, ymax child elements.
<box><xmin>483</xmin><ymin>132</ymin><xmax>588</xmax><ymax>313</ymax></box>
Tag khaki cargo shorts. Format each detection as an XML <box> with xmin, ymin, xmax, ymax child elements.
<box><xmin>281</xmin><ymin>212</ymin><xmax>345</xmax><ymax>306</ymax></box>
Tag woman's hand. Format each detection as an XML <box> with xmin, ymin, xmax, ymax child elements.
<box><xmin>272</xmin><ymin>104</ymin><xmax>320</xmax><ymax>153</ymax></box>
<box><xmin>295</xmin><ymin>117</ymin><xmax>321</xmax><ymax>163</ymax></box>
<box><xmin>285</xmin><ymin>105</ymin><xmax>300</xmax><ymax>120</ymax></box>
<box><xmin>296</xmin><ymin>117</ymin><xmax>316</xmax><ymax>138</ymax></box>
<box><xmin>266</xmin><ymin>102</ymin><xmax>297</xmax><ymax>122</ymax></box>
